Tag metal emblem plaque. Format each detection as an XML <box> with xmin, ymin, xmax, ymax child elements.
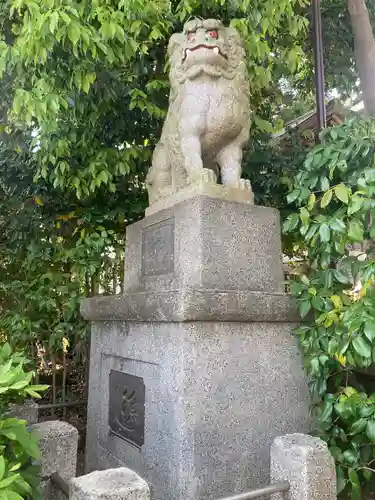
<box><xmin>141</xmin><ymin>218</ymin><xmax>174</xmax><ymax>276</ymax></box>
<box><xmin>108</xmin><ymin>370</ymin><xmax>145</xmax><ymax>448</ymax></box>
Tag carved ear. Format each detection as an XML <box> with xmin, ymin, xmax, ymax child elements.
<box><xmin>167</xmin><ymin>33</ymin><xmax>185</xmax><ymax>58</ymax></box>
<box><xmin>225</xmin><ymin>26</ymin><xmax>247</xmax><ymax>72</ymax></box>
<box><xmin>226</xmin><ymin>26</ymin><xmax>245</xmax><ymax>48</ymax></box>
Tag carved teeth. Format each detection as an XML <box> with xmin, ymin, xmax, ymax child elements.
<box><xmin>213</xmin><ymin>47</ymin><xmax>219</xmax><ymax>55</ymax></box>
<box><xmin>186</xmin><ymin>49</ymin><xmax>191</xmax><ymax>58</ymax></box>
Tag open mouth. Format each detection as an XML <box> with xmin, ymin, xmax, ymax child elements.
<box><xmin>182</xmin><ymin>44</ymin><xmax>226</xmax><ymax>61</ymax></box>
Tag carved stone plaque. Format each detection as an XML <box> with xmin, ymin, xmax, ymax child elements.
<box><xmin>141</xmin><ymin>218</ymin><xmax>174</xmax><ymax>276</ymax></box>
<box><xmin>108</xmin><ymin>370</ymin><xmax>145</xmax><ymax>448</ymax></box>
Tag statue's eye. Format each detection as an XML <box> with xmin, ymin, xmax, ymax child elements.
<box><xmin>187</xmin><ymin>31</ymin><xmax>195</xmax><ymax>41</ymax></box>
<box><xmin>209</xmin><ymin>30</ymin><xmax>218</xmax><ymax>39</ymax></box>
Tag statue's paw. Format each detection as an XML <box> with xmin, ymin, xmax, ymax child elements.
<box><xmin>188</xmin><ymin>168</ymin><xmax>216</xmax><ymax>185</ymax></box>
<box><xmin>202</xmin><ymin>168</ymin><xmax>217</xmax><ymax>184</ymax></box>
<box><xmin>238</xmin><ymin>178</ymin><xmax>252</xmax><ymax>191</ymax></box>
<box><xmin>148</xmin><ymin>185</ymin><xmax>174</xmax><ymax>204</ymax></box>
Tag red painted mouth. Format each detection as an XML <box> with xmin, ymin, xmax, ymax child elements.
<box><xmin>182</xmin><ymin>44</ymin><xmax>226</xmax><ymax>62</ymax></box>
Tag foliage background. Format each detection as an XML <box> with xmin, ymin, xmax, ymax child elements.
<box><xmin>284</xmin><ymin>116</ymin><xmax>375</xmax><ymax>498</ymax></box>
<box><xmin>0</xmin><ymin>344</ymin><xmax>47</xmax><ymax>500</ymax></box>
<box><xmin>0</xmin><ymin>0</ymin><xmax>313</xmax><ymax>378</ymax></box>
<box><xmin>0</xmin><ymin>0</ymin><xmax>375</xmax><ymax>497</ymax></box>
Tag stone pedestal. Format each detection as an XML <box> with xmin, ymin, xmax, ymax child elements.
<box><xmin>82</xmin><ymin>194</ymin><xmax>310</xmax><ymax>500</ymax></box>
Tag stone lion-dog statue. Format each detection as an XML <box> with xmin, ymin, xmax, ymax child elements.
<box><xmin>146</xmin><ymin>18</ymin><xmax>252</xmax><ymax>205</ymax></box>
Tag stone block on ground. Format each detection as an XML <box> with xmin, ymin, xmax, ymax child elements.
<box><xmin>9</xmin><ymin>399</ymin><xmax>38</xmax><ymax>424</ymax></box>
<box><xmin>270</xmin><ymin>433</ymin><xmax>336</xmax><ymax>500</ymax></box>
<box><xmin>32</xmin><ymin>420</ymin><xmax>79</xmax><ymax>480</ymax></box>
<box><xmin>70</xmin><ymin>468</ymin><xmax>150</xmax><ymax>500</ymax></box>
<box><xmin>31</xmin><ymin>420</ymin><xmax>78</xmax><ymax>500</ymax></box>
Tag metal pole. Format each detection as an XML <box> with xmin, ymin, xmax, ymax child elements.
<box><xmin>312</xmin><ymin>0</ymin><xmax>326</xmax><ymax>139</ymax></box>
<box><xmin>37</xmin><ymin>400</ymin><xmax>86</xmax><ymax>410</ymax></box>
<box><xmin>216</xmin><ymin>481</ymin><xmax>290</xmax><ymax>500</ymax></box>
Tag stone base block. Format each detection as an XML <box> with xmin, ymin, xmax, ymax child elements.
<box><xmin>271</xmin><ymin>434</ymin><xmax>336</xmax><ymax>500</ymax></box>
<box><xmin>86</xmin><ymin>320</ymin><xmax>310</xmax><ymax>500</ymax></box>
<box><xmin>145</xmin><ymin>182</ymin><xmax>254</xmax><ymax>216</ymax></box>
<box><xmin>70</xmin><ymin>468</ymin><xmax>150</xmax><ymax>500</ymax></box>
<box><xmin>124</xmin><ymin>196</ymin><xmax>284</xmax><ymax>295</ymax></box>
<box><xmin>9</xmin><ymin>399</ymin><xmax>38</xmax><ymax>424</ymax></box>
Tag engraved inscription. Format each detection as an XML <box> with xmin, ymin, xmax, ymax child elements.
<box><xmin>108</xmin><ymin>370</ymin><xmax>145</xmax><ymax>448</ymax></box>
<box><xmin>141</xmin><ymin>218</ymin><xmax>174</xmax><ymax>276</ymax></box>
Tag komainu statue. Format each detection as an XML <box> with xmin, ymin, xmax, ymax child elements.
<box><xmin>146</xmin><ymin>18</ymin><xmax>252</xmax><ymax>205</ymax></box>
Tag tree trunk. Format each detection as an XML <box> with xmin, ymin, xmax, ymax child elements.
<box><xmin>348</xmin><ymin>0</ymin><xmax>375</xmax><ymax>116</ymax></box>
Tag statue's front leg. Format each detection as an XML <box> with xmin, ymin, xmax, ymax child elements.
<box><xmin>147</xmin><ymin>142</ymin><xmax>173</xmax><ymax>203</ymax></box>
<box><xmin>180</xmin><ymin>135</ymin><xmax>203</xmax><ymax>182</ymax></box>
<box><xmin>217</xmin><ymin>143</ymin><xmax>252</xmax><ymax>192</ymax></box>
<box><xmin>180</xmin><ymin>135</ymin><xmax>216</xmax><ymax>185</ymax></box>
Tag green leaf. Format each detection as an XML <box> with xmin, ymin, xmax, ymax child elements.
<box><xmin>349</xmin><ymin>469</ymin><xmax>361</xmax><ymax>500</ymax></box>
<box><xmin>0</xmin><ymin>345</ymin><xmax>11</xmax><ymax>360</ymax></box>
<box><xmin>25</xmin><ymin>389</ymin><xmax>42</xmax><ymax>399</ymax></box>
<box><xmin>5</xmin><ymin>492</ymin><xmax>24</xmax><ymax>500</ymax></box>
<box><xmin>309</xmin><ymin>357</ymin><xmax>320</xmax><ymax>375</ymax></box>
<box><xmin>335</xmin><ymin>183</ymin><xmax>350</xmax><ymax>204</ymax></box>
<box><xmin>8</xmin><ymin>463</ymin><xmax>21</xmax><ymax>473</ymax></box>
<box><xmin>27</xmin><ymin>385</ymin><xmax>49</xmax><ymax>392</ymax></box>
<box><xmin>350</xmin><ymin>418</ymin><xmax>367</xmax><ymax>435</ymax></box>
<box><xmin>0</xmin><ymin>474</ymin><xmax>20</xmax><ymax>489</ymax></box>
<box><xmin>49</xmin><ymin>11</ymin><xmax>59</xmax><ymax>33</ymax></box>
<box><xmin>351</xmin><ymin>484</ymin><xmax>361</xmax><ymax>500</ymax></box>
<box><xmin>343</xmin><ymin>449</ymin><xmax>357</xmax><ymax>465</ymax></box>
<box><xmin>283</xmin><ymin>213</ymin><xmax>299</xmax><ymax>233</ymax></box>
<box><xmin>22</xmin><ymin>435</ymin><xmax>41</xmax><ymax>459</ymax></box>
<box><xmin>321</xmin><ymin>189</ymin><xmax>332</xmax><ymax>208</ymax></box>
<box><xmin>287</xmin><ymin>189</ymin><xmax>300</xmax><ymax>204</ymax></box>
<box><xmin>336</xmin><ymin>466</ymin><xmax>347</xmax><ymax>494</ymax></box>
<box><xmin>9</xmin><ymin>380</ymin><xmax>29</xmax><ymax>390</ymax></box>
<box><xmin>319</xmin><ymin>223</ymin><xmax>330</xmax><ymax>242</ymax></box>
<box><xmin>363</xmin><ymin>469</ymin><xmax>373</xmax><ymax>481</ymax></box>
<box><xmin>300</xmin><ymin>207</ymin><xmax>310</xmax><ymax>225</ymax></box>
<box><xmin>68</xmin><ymin>23</ymin><xmax>80</xmax><ymax>45</ymax></box>
<box><xmin>320</xmin><ymin>176</ymin><xmax>330</xmax><ymax>191</ymax></box>
<box><xmin>320</xmin><ymin>399</ymin><xmax>333</xmax><ymax>423</ymax></box>
<box><xmin>348</xmin><ymin>220</ymin><xmax>364</xmax><ymax>242</ymax></box>
<box><xmin>328</xmin><ymin>338</ymin><xmax>339</xmax><ymax>356</ymax></box>
<box><xmin>307</xmin><ymin>193</ymin><xmax>316</xmax><ymax>210</ymax></box>
<box><xmin>348</xmin><ymin>196</ymin><xmax>364</xmax><ymax>216</ymax></box>
<box><xmin>334</xmin><ymin>270</ymin><xmax>352</xmax><ymax>285</ymax></box>
<box><xmin>349</xmin><ymin>468</ymin><xmax>361</xmax><ymax>487</ymax></box>
<box><xmin>366</xmin><ymin>419</ymin><xmax>375</xmax><ymax>442</ymax></box>
<box><xmin>364</xmin><ymin>321</ymin><xmax>375</xmax><ymax>342</ymax></box>
<box><xmin>352</xmin><ymin>336</ymin><xmax>372</xmax><ymax>358</ymax></box>
<box><xmin>331</xmin><ymin>295</ymin><xmax>342</xmax><ymax>309</ymax></box>
<box><xmin>330</xmin><ymin>218</ymin><xmax>346</xmax><ymax>233</ymax></box>
<box><xmin>0</xmin><ymin>458</ymin><xmax>5</xmax><ymax>482</ymax></box>
<box><xmin>299</xmin><ymin>300</ymin><xmax>311</xmax><ymax>318</ymax></box>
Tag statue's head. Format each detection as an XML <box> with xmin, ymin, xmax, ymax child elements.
<box><xmin>168</xmin><ymin>19</ymin><xmax>246</xmax><ymax>83</ymax></box>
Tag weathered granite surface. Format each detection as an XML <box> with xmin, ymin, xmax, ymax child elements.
<box><xmin>271</xmin><ymin>434</ymin><xmax>336</xmax><ymax>500</ymax></box>
<box><xmin>32</xmin><ymin>420</ymin><xmax>78</xmax><ymax>480</ymax></box>
<box><xmin>124</xmin><ymin>197</ymin><xmax>284</xmax><ymax>294</ymax></box>
<box><xmin>31</xmin><ymin>420</ymin><xmax>78</xmax><ymax>500</ymax></box>
<box><xmin>9</xmin><ymin>399</ymin><xmax>38</xmax><ymax>424</ymax></box>
<box><xmin>83</xmin><ymin>193</ymin><xmax>310</xmax><ymax>500</ymax></box>
<box><xmin>81</xmin><ymin>289</ymin><xmax>298</xmax><ymax>323</ymax></box>
<box><xmin>70</xmin><ymin>468</ymin><xmax>150</xmax><ymax>500</ymax></box>
<box><xmin>85</xmin><ymin>321</ymin><xmax>311</xmax><ymax>500</ymax></box>
<box><xmin>82</xmin><ymin>197</ymin><xmax>291</xmax><ymax>323</ymax></box>
<box><xmin>145</xmin><ymin>182</ymin><xmax>253</xmax><ymax>216</ymax></box>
